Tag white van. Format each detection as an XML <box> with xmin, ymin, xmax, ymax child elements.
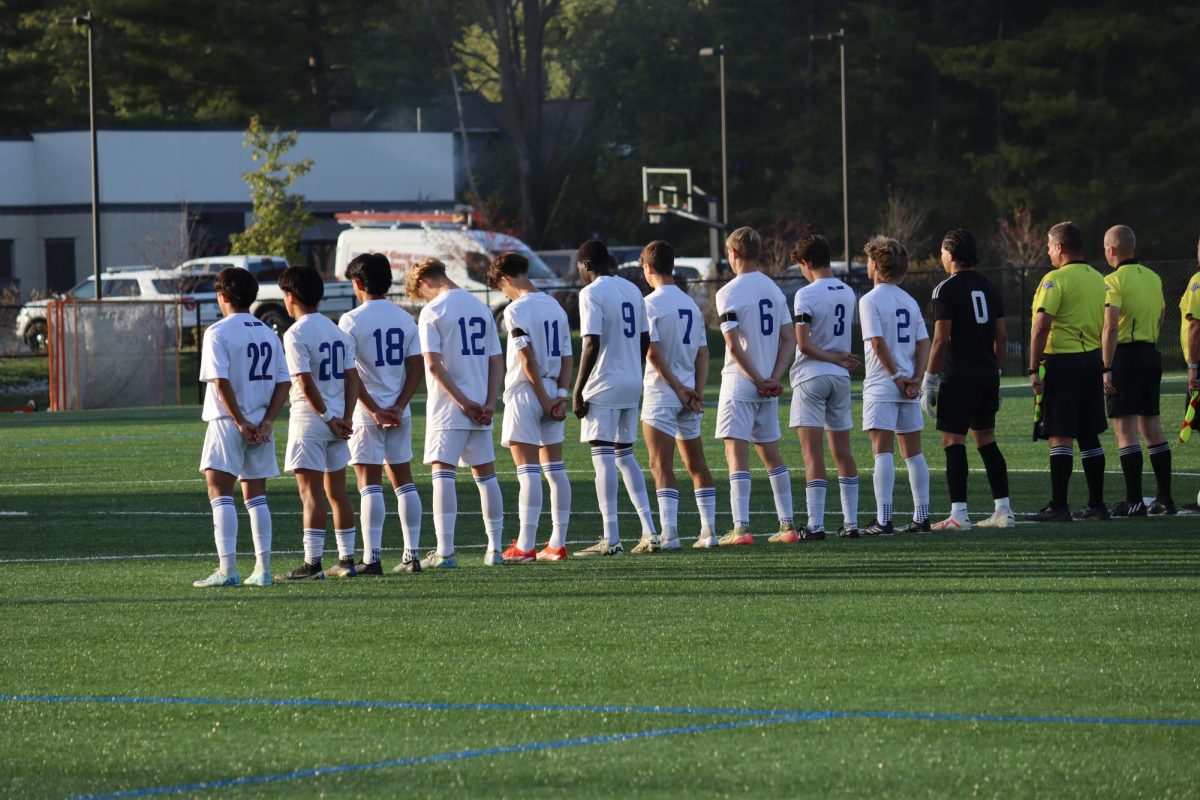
<box><xmin>333</xmin><ymin>212</ymin><xmax>570</xmax><ymax>319</ymax></box>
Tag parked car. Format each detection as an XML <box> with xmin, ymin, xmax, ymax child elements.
<box><xmin>16</xmin><ymin>268</ymin><xmax>219</xmax><ymax>351</ymax></box>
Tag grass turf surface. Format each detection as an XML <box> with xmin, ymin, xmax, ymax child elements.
<box><xmin>1</xmin><ymin>386</ymin><xmax>1198</xmax><ymax>798</ymax></box>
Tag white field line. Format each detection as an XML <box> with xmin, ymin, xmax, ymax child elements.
<box><xmin>0</xmin><ymin>511</ymin><xmax>30</xmax><ymax>516</ymax></box>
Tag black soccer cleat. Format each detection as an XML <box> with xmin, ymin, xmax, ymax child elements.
<box><xmin>277</xmin><ymin>560</ymin><xmax>325</xmax><ymax>581</ymax></box>
<box><xmin>1110</xmin><ymin>501</ymin><xmax>1147</xmax><ymax>518</ymax></box>
<box><xmin>899</xmin><ymin>519</ymin><xmax>932</xmax><ymax>534</ymax></box>
<box><xmin>1072</xmin><ymin>503</ymin><xmax>1110</xmax><ymax>521</ymax></box>
<box><xmin>863</xmin><ymin>519</ymin><xmax>893</xmax><ymax>536</ymax></box>
<box><xmin>1182</xmin><ymin>502</ymin><xmax>1200</xmax><ymax>513</ymax></box>
<box><xmin>837</xmin><ymin>525</ymin><xmax>860</xmax><ymax>539</ymax></box>
<box><xmin>1027</xmin><ymin>503</ymin><xmax>1072</xmax><ymax>523</ymax></box>
<box><xmin>354</xmin><ymin>560</ymin><xmax>384</xmax><ymax>576</ymax></box>
<box><xmin>800</xmin><ymin>526</ymin><xmax>826</xmax><ymax>541</ymax></box>
<box><xmin>1148</xmin><ymin>498</ymin><xmax>1177</xmax><ymax>516</ymax></box>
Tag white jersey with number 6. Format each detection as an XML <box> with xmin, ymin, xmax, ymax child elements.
<box><xmin>339</xmin><ymin>299</ymin><xmax>420</xmax><ymax>423</ymax></box>
<box><xmin>715</xmin><ymin>271</ymin><xmax>790</xmax><ymax>401</ymax></box>
<box><xmin>643</xmin><ymin>285</ymin><xmax>704</xmax><ymax>409</ymax></box>
<box><xmin>419</xmin><ymin>287</ymin><xmax>502</xmax><ymax>430</ymax></box>
<box><xmin>790</xmin><ymin>277</ymin><xmax>856</xmax><ymax>385</ymax></box>
<box><xmin>859</xmin><ymin>283</ymin><xmax>928</xmax><ymax>402</ymax></box>
<box><xmin>579</xmin><ymin>275</ymin><xmax>646</xmax><ymax>408</ymax></box>
<box><xmin>503</xmin><ymin>291</ymin><xmax>572</xmax><ymax>401</ymax></box>
<box><xmin>200</xmin><ymin>312</ymin><xmax>289</xmax><ymax>423</ymax></box>
<box><xmin>284</xmin><ymin>312</ymin><xmax>358</xmax><ymax>431</ymax></box>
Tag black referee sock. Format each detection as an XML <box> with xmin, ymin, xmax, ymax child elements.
<box><xmin>1117</xmin><ymin>445</ymin><xmax>1143</xmax><ymax>504</ymax></box>
<box><xmin>1050</xmin><ymin>447</ymin><xmax>1073</xmax><ymax>509</ymax></box>
<box><xmin>977</xmin><ymin>442</ymin><xmax>1009</xmax><ymax>500</ymax></box>
<box><xmin>1078</xmin><ymin>434</ymin><xmax>1105</xmax><ymax>509</ymax></box>
<box><xmin>945</xmin><ymin>444</ymin><xmax>968</xmax><ymax>504</ymax></box>
<box><xmin>1147</xmin><ymin>442</ymin><xmax>1172</xmax><ymax>501</ymax></box>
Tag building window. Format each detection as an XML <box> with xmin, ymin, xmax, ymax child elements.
<box><xmin>0</xmin><ymin>240</ymin><xmax>13</xmax><ymax>288</ymax></box>
<box><xmin>45</xmin><ymin>239</ymin><xmax>76</xmax><ymax>294</ymax></box>
<box><xmin>189</xmin><ymin>212</ymin><xmax>244</xmax><ymax>257</ymax></box>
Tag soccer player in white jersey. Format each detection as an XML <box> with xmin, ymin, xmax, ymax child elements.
<box><xmin>339</xmin><ymin>253</ymin><xmax>424</xmax><ymax>575</ymax></box>
<box><xmin>406</xmin><ymin>257</ymin><xmax>506</xmax><ymax>568</ymax></box>
<box><xmin>489</xmin><ymin>252</ymin><xmax>574</xmax><ymax>562</ymax></box>
<box><xmin>277</xmin><ymin>266</ymin><xmax>361</xmax><ymax>580</ymax></box>
<box><xmin>193</xmin><ymin>268</ymin><xmax>291</xmax><ymax>588</ymax></box>
<box><xmin>572</xmin><ymin>239</ymin><xmax>657</xmax><ymax>557</ymax></box>
<box><xmin>787</xmin><ymin>234</ymin><xmax>862</xmax><ymax>540</ymax></box>
<box><xmin>637</xmin><ymin>240</ymin><xmax>719</xmax><ymax>551</ymax></box>
<box><xmin>714</xmin><ymin>227</ymin><xmax>797</xmax><ymax>546</ymax></box>
<box><xmin>858</xmin><ymin>236</ymin><xmax>932</xmax><ymax>536</ymax></box>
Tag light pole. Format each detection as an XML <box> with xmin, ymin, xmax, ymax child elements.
<box><xmin>56</xmin><ymin>12</ymin><xmax>101</xmax><ymax>300</ymax></box>
<box><xmin>811</xmin><ymin>28</ymin><xmax>849</xmax><ymax>265</ymax></box>
<box><xmin>699</xmin><ymin>45</ymin><xmax>728</xmax><ymax>226</ymax></box>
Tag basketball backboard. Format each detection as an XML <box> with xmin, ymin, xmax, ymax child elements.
<box><xmin>642</xmin><ymin>167</ymin><xmax>693</xmax><ymax>222</ymax></box>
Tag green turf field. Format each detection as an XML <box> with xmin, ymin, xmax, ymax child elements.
<box><xmin>2</xmin><ymin>383</ymin><xmax>1198</xmax><ymax>798</ymax></box>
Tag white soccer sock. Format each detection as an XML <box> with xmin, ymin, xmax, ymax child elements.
<box><xmin>210</xmin><ymin>496</ymin><xmax>237</xmax><ymax>575</ymax></box>
<box><xmin>838</xmin><ymin>475</ymin><xmax>859</xmax><ymax>530</ymax></box>
<box><xmin>335</xmin><ymin>528</ymin><xmax>356</xmax><ymax>560</ymax></box>
<box><xmin>243</xmin><ymin>495</ymin><xmax>271</xmax><ymax>573</ymax></box>
<box><xmin>873</xmin><ymin>453</ymin><xmax>894</xmax><ymax>524</ymax></box>
<box><xmin>767</xmin><ymin>465</ymin><xmax>794</xmax><ymax>526</ymax></box>
<box><xmin>394</xmin><ymin>483</ymin><xmax>422</xmax><ymax>554</ymax></box>
<box><xmin>729</xmin><ymin>471</ymin><xmax>752</xmax><ymax>528</ymax></box>
<box><xmin>905</xmin><ymin>453</ymin><xmax>930</xmax><ymax>523</ymax></box>
<box><xmin>805</xmin><ymin>479</ymin><xmax>827</xmax><ymax>530</ymax></box>
<box><xmin>303</xmin><ymin>528</ymin><xmax>324</xmax><ymax>564</ymax></box>
<box><xmin>591</xmin><ymin>446</ymin><xmax>620</xmax><ymax>545</ymax></box>
<box><xmin>516</xmin><ymin>464</ymin><xmax>543</xmax><ymax>553</ymax></box>
<box><xmin>994</xmin><ymin>496</ymin><xmax>1011</xmax><ymax>513</ymax></box>
<box><xmin>359</xmin><ymin>485</ymin><xmax>385</xmax><ymax>564</ymax></box>
<box><xmin>951</xmin><ymin>501</ymin><xmax>969</xmax><ymax>519</ymax></box>
<box><xmin>656</xmin><ymin>488</ymin><xmax>679</xmax><ymax>542</ymax></box>
<box><xmin>432</xmin><ymin>469</ymin><xmax>457</xmax><ymax>556</ymax></box>
<box><xmin>476</xmin><ymin>472</ymin><xmax>504</xmax><ymax>552</ymax></box>
<box><xmin>615</xmin><ymin>446</ymin><xmax>657</xmax><ymax>536</ymax></box>
<box><xmin>694</xmin><ymin>486</ymin><xmax>717</xmax><ymax>537</ymax></box>
<box><xmin>543</xmin><ymin>461</ymin><xmax>571</xmax><ymax>548</ymax></box>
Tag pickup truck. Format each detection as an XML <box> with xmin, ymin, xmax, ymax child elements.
<box><xmin>176</xmin><ymin>255</ymin><xmax>356</xmax><ymax>333</ymax></box>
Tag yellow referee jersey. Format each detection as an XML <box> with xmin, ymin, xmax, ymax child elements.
<box><xmin>1179</xmin><ymin>270</ymin><xmax>1200</xmax><ymax>361</ymax></box>
<box><xmin>1103</xmin><ymin>261</ymin><xmax>1164</xmax><ymax>344</ymax></box>
<box><xmin>1032</xmin><ymin>262</ymin><xmax>1106</xmax><ymax>354</ymax></box>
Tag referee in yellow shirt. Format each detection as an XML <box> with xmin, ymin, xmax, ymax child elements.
<box><xmin>1028</xmin><ymin>222</ymin><xmax>1108</xmax><ymax>522</ymax></box>
<box><xmin>1178</xmin><ymin>236</ymin><xmax>1200</xmax><ymax>512</ymax></box>
<box><xmin>1100</xmin><ymin>225</ymin><xmax>1171</xmax><ymax>516</ymax></box>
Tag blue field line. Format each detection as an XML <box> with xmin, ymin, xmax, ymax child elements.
<box><xmin>67</xmin><ymin>715</ymin><xmax>809</xmax><ymax>800</ymax></box>
<box><xmin>5</xmin><ymin>693</ymin><xmax>1200</xmax><ymax>729</ymax></box>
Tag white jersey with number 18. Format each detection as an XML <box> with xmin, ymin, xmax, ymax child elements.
<box><xmin>339</xmin><ymin>299</ymin><xmax>420</xmax><ymax>424</ymax></box>
<box><xmin>643</xmin><ymin>285</ymin><xmax>704</xmax><ymax>409</ymax></box>
<box><xmin>715</xmin><ymin>271</ymin><xmax>790</xmax><ymax>401</ymax></box>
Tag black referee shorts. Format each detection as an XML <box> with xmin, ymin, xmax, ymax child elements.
<box><xmin>1040</xmin><ymin>350</ymin><xmax>1107</xmax><ymax>439</ymax></box>
<box><xmin>936</xmin><ymin>370</ymin><xmax>1000</xmax><ymax>435</ymax></box>
<box><xmin>1106</xmin><ymin>343</ymin><xmax>1162</xmax><ymax>418</ymax></box>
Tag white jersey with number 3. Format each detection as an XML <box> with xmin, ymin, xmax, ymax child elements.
<box><xmin>503</xmin><ymin>291</ymin><xmax>572</xmax><ymax>401</ymax></box>
<box><xmin>284</xmin><ymin>312</ymin><xmax>358</xmax><ymax>430</ymax></box>
<box><xmin>339</xmin><ymin>299</ymin><xmax>420</xmax><ymax>423</ymax></box>
<box><xmin>643</xmin><ymin>285</ymin><xmax>704</xmax><ymax>409</ymax></box>
<box><xmin>579</xmin><ymin>275</ymin><xmax>647</xmax><ymax>408</ymax></box>
<box><xmin>715</xmin><ymin>271</ymin><xmax>790</xmax><ymax>401</ymax></box>
<box><xmin>200</xmin><ymin>312</ymin><xmax>289</xmax><ymax>423</ymax></box>
<box><xmin>790</xmin><ymin>277</ymin><xmax>856</xmax><ymax>385</ymax></box>
<box><xmin>419</xmin><ymin>287</ymin><xmax>502</xmax><ymax>430</ymax></box>
<box><xmin>859</xmin><ymin>283</ymin><xmax>928</xmax><ymax>402</ymax></box>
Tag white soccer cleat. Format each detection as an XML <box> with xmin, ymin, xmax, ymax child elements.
<box><xmin>573</xmin><ymin>539</ymin><xmax>624</xmax><ymax>558</ymax></box>
<box><xmin>660</xmin><ymin>537</ymin><xmax>682</xmax><ymax>551</ymax></box>
<box><xmin>692</xmin><ymin>534</ymin><xmax>719</xmax><ymax>549</ymax></box>
<box><xmin>420</xmin><ymin>550</ymin><xmax>457</xmax><ymax>570</ymax></box>
<box><xmin>931</xmin><ymin>515</ymin><xmax>971</xmax><ymax>532</ymax></box>
<box><xmin>976</xmin><ymin>510</ymin><xmax>1016</xmax><ymax>529</ymax></box>
<box><xmin>483</xmin><ymin>549</ymin><xmax>505</xmax><ymax>566</ymax></box>
<box><xmin>630</xmin><ymin>535</ymin><xmax>661</xmax><ymax>554</ymax></box>
<box><xmin>243</xmin><ymin>571</ymin><xmax>273</xmax><ymax>587</ymax></box>
<box><xmin>192</xmin><ymin>569</ymin><xmax>240</xmax><ymax>588</ymax></box>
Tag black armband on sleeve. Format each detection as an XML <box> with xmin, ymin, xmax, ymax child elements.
<box><xmin>719</xmin><ymin>312</ymin><xmax>737</xmax><ymax>323</ymax></box>
<box><xmin>793</xmin><ymin>313</ymin><xmax>812</xmax><ymax>324</ymax></box>
<box><xmin>510</xmin><ymin>327</ymin><xmax>528</xmax><ymax>338</ymax></box>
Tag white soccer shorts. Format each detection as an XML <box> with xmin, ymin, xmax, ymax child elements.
<box><xmin>789</xmin><ymin>375</ymin><xmax>853</xmax><ymax>431</ymax></box>
<box><xmin>642</xmin><ymin>404</ymin><xmax>703</xmax><ymax>440</ymax></box>
<box><xmin>199</xmin><ymin>417</ymin><xmax>280</xmax><ymax>480</ymax></box>
<box><xmin>284</xmin><ymin>425</ymin><xmax>351</xmax><ymax>474</ymax></box>
<box><xmin>862</xmin><ymin>399</ymin><xmax>923</xmax><ymax>434</ymax></box>
<box><xmin>349</xmin><ymin>414</ymin><xmax>413</xmax><ymax>466</ymax></box>
<box><xmin>424</xmin><ymin>427</ymin><xmax>496</xmax><ymax>467</ymax></box>
<box><xmin>579</xmin><ymin>405</ymin><xmax>639</xmax><ymax>444</ymax></box>
<box><xmin>501</xmin><ymin>386</ymin><xmax>565</xmax><ymax>447</ymax></box>
<box><xmin>715</xmin><ymin>396</ymin><xmax>781</xmax><ymax>443</ymax></box>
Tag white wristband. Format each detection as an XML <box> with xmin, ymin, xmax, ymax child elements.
<box><xmin>557</xmin><ymin>387</ymin><xmax>569</xmax><ymax>399</ymax></box>
<box><xmin>319</xmin><ymin>408</ymin><xmax>334</xmax><ymax>423</ymax></box>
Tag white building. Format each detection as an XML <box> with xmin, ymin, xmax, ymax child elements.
<box><xmin>0</xmin><ymin>129</ymin><xmax>456</xmax><ymax>296</ymax></box>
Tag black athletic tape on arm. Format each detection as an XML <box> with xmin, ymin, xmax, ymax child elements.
<box><xmin>720</xmin><ymin>312</ymin><xmax>738</xmax><ymax>323</ymax></box>
<box><xmin>793</xmin><ymin>313</ymin><xmax>812</xmax><ymax>324</ymax></box>
<box><xmin>510</xmin><ymin>327</ymin><xmax>528</xmax><ymax>338</ymax></box>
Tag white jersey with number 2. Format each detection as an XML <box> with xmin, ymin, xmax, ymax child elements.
<box><xmin>859</xmin><ymin>283</ymin><xmax>928</xmax><ymax>403</ymax></box>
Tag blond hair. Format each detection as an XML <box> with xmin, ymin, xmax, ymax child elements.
<box><xmin>864</xmin><ymin>235</ymin><xmax>908</xmax><ymax>283</ymax></box>
<box><xmin>725</xmin><ymin>226</ymin><xmax>761</xmax><ymax>261</ymax></box>
<box><xmin>405</xmin><ymin>257</ymin><xmax>447</xmax><ymax>300</ymax></box>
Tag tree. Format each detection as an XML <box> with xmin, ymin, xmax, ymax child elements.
<box><xmin>229</xmin><ymin>116</ymin><xmax>314</xmax><ymax>264</ymax></box>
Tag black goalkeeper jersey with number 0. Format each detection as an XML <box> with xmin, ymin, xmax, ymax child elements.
<box><xmin>932</xmin><ymin>270</ymin><xmax>1004</xmax><ymax>379</ymax></box>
